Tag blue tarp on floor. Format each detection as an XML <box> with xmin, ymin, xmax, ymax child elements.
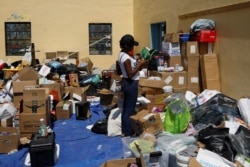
<box><xmin>0</xmin><ymin>102</ymin><xmax>124</xmax><ymax>167</ymax></box>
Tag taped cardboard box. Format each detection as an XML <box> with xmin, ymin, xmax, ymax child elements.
<box><xmin>181</xmin><ymin>41</ymin><xmax>199</xmax><ymax>57</ymax></box>
<box><xmin>22</xmin><ymin>88</ymin><xmax>50</xmax><ymax>113</ymax></box>
<box><xmin>0</xmin><ymin>127</ymin><xmax>19</xmax><ymax>153</ymax></box>
<box><xmin>200</xmin><ymin>53</ymin><xmax>220</xmax><ymax>91</ymax></box>
<box><xmin>19</xmin><ymin>112</ymin><xmax>48</xmax><ymax>134</ymax></box>
<box><xmin>139</xmin><ymin>78</ymin><xmax>165</xmax><ymax>95</ymax></box>
<box><xmin>56</xmin><ymin>100</ymin><xmax>72</xmax><ymax>120</ymax></box>
<box><xmin>130</xmin><ymin>110</ymin><xmax>163</xmax><ymax>135</ymax></box>
<box><xmin>161</xmin><ymin>71</ymin><xmax>187</xmax><ymax>88</ymax></box>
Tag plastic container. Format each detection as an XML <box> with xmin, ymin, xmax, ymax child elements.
<box><xmin>29</xmin><ymin>132</ymin><xmax>55</xmax><ymax>167</ymax></box>
<box><xmin>39</xmin><ymin>118</ymin><xmax>47</xmax><ymax>137</ymax></box>
<box><xmin>163</xmin><ymin>86</ymin><xmax>173</xmax><ymax>94</ymax></box>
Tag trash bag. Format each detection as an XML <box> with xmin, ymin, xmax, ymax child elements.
<box><xmin>226</xmin><ymin>125</ymin><xmax>250</xmax><ymax>158</ymax></box>
<box><xmin>47</xmin><ymin>61</ymin><xmax>79</xmax><ymax>75</ymax></box>
<box><xmin>190</xmin><ymin>19</ymin><xmax>215</xmax><ymax>33</ymax></box>
<box><xmin>197</xmin><ymin>125</ymin><xmax>235</xmax><ymax>162</ymax></box>
<box><xmin>191</xmin><ymin>93</ymin><xmax>241</xmax><ymax>130</ymax></box>
<box><xmin>91</xmin><ymin>118</ymin><xmax>108</xmax><ymax>134</ymax></box>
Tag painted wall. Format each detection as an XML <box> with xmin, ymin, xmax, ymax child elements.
<box><xmin>1</xmin><ymin>0</ymin><xmax>250</xmax><ymax>98</ymax></box>
<box><xmin>134</xmin><ymin>0</ymin><xmax>250</xmax><ymax>98</ymax></box>
<box><xmin>0</xmin><ymin>0</ymin><xmax>133</xmax><ymax>70</ymax></box>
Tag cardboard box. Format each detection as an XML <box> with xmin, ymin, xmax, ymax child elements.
<box><xmin>13</xmin><ymin>94</ymin><xmax>23</xmax><ymax>109</ymax></box>
<box><xmin>40</xmin><ymin>82</ymin><xmax>64</xmax><ymax>101</ymax></box>
<box><xmin>146</xmin><ymin>94</ymin><xmax>167</xmax><ymax>112</ymax></box>
<box><xmin>188</xmin><ymin>157</ymin><xmax>202</xmax><ymax>167</ymax></box>
<box><xmin>13</xmin><ymin>80</ymin><xmax>38</xmax><ymax>93</ymax></box>
<box><xmin>101</xmin><ymin>158</ymin><xmax>138</xmax><ymax>167</ymax></box>
<box><xmin>173</xmin><ymin>87</ymin><xmax>187</xmax><ymax>94</ymax></box>
<box><xmin>139</xmin><ymin>78</ymin><xmax>165</xmax><ymax>95</ymax></box>
<box><xmin>200</xmin><ymin>54</ymin><xmax>221</xmax><ymax>91</ymax></box>
<box><xmin>0</xmin><ymin>115</ymin><xmax>14</xmax><ymax>127</ymax></box>
<box><xmin>169</xmin><ymin>55</ymin><xmax>182</xmax><ymax>67</ymax></box>
<box><xmin>12</xmin><ymin>66</ymin><xmax>40</xmax><ymax>81</ymax></box>
<box><xmin>22</xmin><ymin>88</ymin><xmax>50</xmax><ymax>113</ymax></box>
<box><xmin>162</xmin><ymin>42</ymin><xmax>181</xmax><ymax>56</ymax></box>
<box><xmin>56</xmin><ymin>100</ymin><xmax>72</xmax><ymax>120</ymax></box>
<box><xmin>130</xmin><ymin>110</ymin><xmax>163</xmax><ymax>135</ymax></box>
<box><xmin>0</xmin><ymin>127</ymin><xmax>19</xmax><ymax>153</ymax></box>
<box><xmin>79</xmin><ymin>57</ymin><xmax>93</xmax><ymax>74</ymax></box>
<box><xmin>187</xmin><ymin>72</ymin><xmax>200</xmax><ymax>94</ymax></box>
<box><xmin>181</xmin><ymin>41</ymin><xmax>199</xmax><ymax>57</ymax></box>
<box><xmin>164</xmin><ymin>33</ymin><xmax>180</xmax><ymax>42</ymax></box>
<box><xmin>63</xmin><ymin>85</ymin><xmax>89</xmax><ymax>102</ymax></box>
<box><xmin>161</xmin><ymin>71</ymin><xmax>187</xmax><ymax>88</ymax></box>
<box><xmin>19</xmin><ymin>112</ymin><xmax>48</xmax><ymax>133</ymax></box>
<box><xmin>182</xmin><ymin>55</ymin><xmax>200</xmax><ymax>73</ymax></box>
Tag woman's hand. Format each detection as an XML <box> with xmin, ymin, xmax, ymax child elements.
<box><xmin>138</xmin><ymin>59</ymin><xmax>149</xmax><ymax>69</ymax></box>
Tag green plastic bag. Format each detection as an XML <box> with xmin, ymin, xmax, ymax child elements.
<box><xmin>140</xmin><ymin>47</ymin><xmax>151</xmax><ymax>60</ymax></box>
<box><xmin>164</xmin><ymin>99</ymin><xmax>190</xmax><ymax>134</ymax></box>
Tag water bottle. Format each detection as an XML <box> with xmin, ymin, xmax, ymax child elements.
<box><xmin>39</xmin><ymin>118</ymin><xmax>47</xmax><ymax>137</ymax></box>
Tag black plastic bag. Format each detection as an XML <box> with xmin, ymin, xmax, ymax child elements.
<box><xmin>191</xmin><ymin>93</ymin><xmax>241</xmax><ymax>129</ymax></box>
<box><xmin>197</xmin><ymin>125</ymin><xmax>235</xmax><ymax>161</ymax></box>
<box><xmin>91</xmin><ymin>118</ymin><xmax>108</xmax><ymax>134</ymax></box>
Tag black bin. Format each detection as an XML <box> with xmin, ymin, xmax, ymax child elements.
<box><xmin>29</xmin><ymin>132</ymin><xmax>55</xmax><ymax>167</ymax></box>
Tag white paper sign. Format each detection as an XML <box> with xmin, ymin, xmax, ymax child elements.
<box><xmin>39</xmin><ymin>64</ymin><xmax>51</xmax><ymax>77</ymax></box>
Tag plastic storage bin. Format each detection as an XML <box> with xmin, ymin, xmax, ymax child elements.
<box><xmin>179</xmin><ymin>33</ymin><xmax>190</xmax><ymax>42</ymax></box>
<box><xmin>195</xmin><ymin>29</ymin><xmax>216</xmax><ymax>42</ymax></box>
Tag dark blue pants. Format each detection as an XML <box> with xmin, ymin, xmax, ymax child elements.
<box><xmin>121</xmin><ymin>78</ymin><xmax>138</xmax><ymax>136</ymax></box>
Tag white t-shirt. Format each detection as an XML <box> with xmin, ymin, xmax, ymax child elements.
<box><xmin>118</xmin><ymin>52</ymin><xmax>140</xmax><ymax>80</ymax></box>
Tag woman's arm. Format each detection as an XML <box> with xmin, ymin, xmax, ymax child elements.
<box><xmin>124</xmin><ymin>59</ymin><xmax>148</xmax><ymax>79</ymax></box>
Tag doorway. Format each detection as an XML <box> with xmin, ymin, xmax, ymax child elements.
<box><xmin>150</xmin><ymin>22</ymin><xmax>166</xmax><ymax>51</ymax></box>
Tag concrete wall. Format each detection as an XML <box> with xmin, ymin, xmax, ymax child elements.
<box><xmin>0</xmin><ymin>0</ymin><xmax>134</xmax><ymax>70</ymax></box>
<box><xmin>134</xmin><ymin>0</ymin><xmax>250</xmax><ymax>98</ymax></box>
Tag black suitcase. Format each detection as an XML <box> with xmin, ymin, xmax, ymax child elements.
<box><xmin>29</xmin><ymin>132</ymin><xmax>56</xmax><ymax>167</ymax></box>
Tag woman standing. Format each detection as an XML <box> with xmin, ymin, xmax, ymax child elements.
<box><xmin>118</xmin><ymin>34</ymin><xmax>148</xmax><ymax>137</ymax></box>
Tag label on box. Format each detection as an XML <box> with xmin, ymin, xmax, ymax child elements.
<box><xmin>164</xmin><ymin>76</ymin><xmax>173</xmax><ymax>85</ymax></box>
<box><xmin>178</xmin><ymin>76</ymin><xmax>185</xmax><ymax>85</ymax></box>
<box><xmin>190</xmin><ymin>77</ymin><xmax>198</xmax><ymax>83</ymax></box>
<box><xmin>190</xmin><ymin>45</ymin><xmax>196</xmax><ymax>54</ymax></box>
<box><xmin>63</xmin><ymin>103</ymin><xmax>70</xmax><ymax>110</ymax></box>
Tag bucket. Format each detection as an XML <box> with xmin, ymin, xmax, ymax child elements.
<box><xmin>98</xmin><ymin>89</ymin><xmax>114</xmax><ymax>106</ymax></box>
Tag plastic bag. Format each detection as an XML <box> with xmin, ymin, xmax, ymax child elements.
<box><xmin>163</xmin><ymin>93</ymin><xmax>191</xmax><ymax>133</ymax></box>
<box><xmin>197</xmin><ymin>125</ymin><xmax>235</xmax><ymax>162</ymax></box>
<box><xmin>190</xmin><ymin>19</ymin><xmax>215</xmax><ymax>33</ymax></box>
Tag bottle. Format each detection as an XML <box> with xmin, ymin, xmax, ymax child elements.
<box><xmin>175</xmin><ymin>64</ymin><xmax>179</xmax><ymax>72</ymax></box>
<box><xmin>39</xmin><ymin>118</ymin><xmax>48</xmax><ymax>137</ymax></box>
<box><xmin>164</xmin><ymin>62</ymin><xmax>168</xmax><ymax>69</ymax></box>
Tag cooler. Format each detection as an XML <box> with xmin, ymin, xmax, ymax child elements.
<box><xmin>195</xmin><ymin>30</ymin><xmax>216</xmax><ymax>42</ymax></box>
<box><xmin>29</xmin><ymin>132</ymin><xmax>56</xmax><ymax>167</ymax></box>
